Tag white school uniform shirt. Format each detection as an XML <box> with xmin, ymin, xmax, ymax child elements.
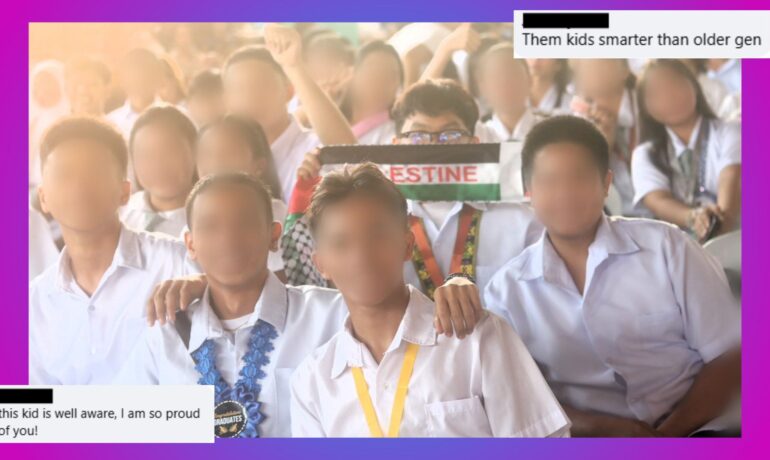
<box><xmin>117</xmin><ymin>273</ymin><xmax>349</xmax><ymax>438</ymax></box>
<box><xmin>120</xmin><ymin>190</ymin><xmax>188</xmax><ymax>238</ymax></box>
<box><xmin>271</xmin><ymin>117</ymin><xmax>321</xmax><ymax>203</ymax></box>
<box><xmin>404</xmin><ymin>200</ymin><xmax>543</xmax><ymax>292</ymax></box>
<box><xmin>707</xmin><ymin>59</ymin><xmax>741</xmax><ymax>95</ymax></box>
<box><xmin>29</xmin><ymin>225</ymin><xmax>196</xmax><ymax>385</ymax></box>
<box><xmin>290</xmin><ymin>285</ymin><xmax>571</xmax><ymax>437</ymax></box>
<box><xmin>476</xmin><ymin>108</ymin><xmax>541</xmax><ymax>143</ymax></box>
<box><xmin>484</xmin><ymin>215</ymin><xmax>741</xmax><ymax>426</ymax></box>
<box><xmin>105</xmin><ymin>99</ymin><xmax>164</xmax><ymax>140</ymax></box>
<box><xmin>631</xmin><ymin>117</ymin><xmax>741</xmax><ymax>207</ymax></box>
<box><xmin>29</xmin><ymin>207</ymin><xmax>59</xmax><ymax>280</ymax></box>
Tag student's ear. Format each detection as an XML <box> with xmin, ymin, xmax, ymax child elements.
<box><xmin>470</xmin><ymin>136</ymin><xmax>480</xmax><ymax>144</ymax></box>
<box><xmin>184</xmin><ymin>230</ymin><xmax>198</xmax><ymax>261</ymax></box>
<box><xmin>269</xmin><ymin>221</ymin><xmax>282</xmax><ymax>252</ymax></box>
<box><xmin>603</xmin><ymin>170</ymin><xmax>614</xmax><ymax>196</ymax></box>
<box><xmin>311</xmin><ymin>250</ymin><xmax>331</xmax><ymax>281</ymax></box>
<box><xmin>119</xmin><ymin>179</ymin><xmax>131</xmax><ymax>206</ymax></box>
<box><xmin>284</xmin><ymin>81</ymin><xmax>295</xmax><ymax>105</ymax></box>
<box><xmin>37</xmin><ymin>186</ymin><xmax>50</xmax><ymax>214</ymax></box>
<box><xmin>404</xmin><ymin>227</ymin><xmax>416</xmax><ymax>262</ymax></box>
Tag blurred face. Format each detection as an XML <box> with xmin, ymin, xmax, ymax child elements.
<box><xmin>478</xmin><ymin>53</ymin><xmax>530</xmax><ymax>114</ymax></box>
<box><xmin>395</xmin><ymin>111</ymin><xmax>479</xmax><ymax>145</ymax></box>
<box><xmin>527</xmin><ymin>142</ymin><xmax>611</xmax><ymax>239</ymax></box>
<box><xmin>526</xmin><ymin>59</ymin><xmax>561</xmax><ymax>80</ymax></box>
<box><xmin>574</xmin><ymin>59</ymin><xmax>630</xmax><ymax>99</ymax></box>
<box><xmin>186</xmin><ymin>184</ymin><xmax>280</xmax><ymax>289</ymax></box>
<box><xmin>66</xmin><ymin>70</ymin><xmax>108</xmax><ymax>116</ymax></box>
<box><xmin>350</xmin><ymin>51</ymin><xmax>401</xmax><ymax>112</ymax></box>
<box><xmin>131</xmin><ymin>122</ymin><xmax>196</xmax><ymax>201</ymax></box>
<box><xmin>187</xmin><ymin>92</ymin><xmax>225</xmax><ymax>128</ymax></box>
<box><xmin>196</xmin><ymin>127</ymin><xmax>265</xmax><ymax>178</ymax></box>
<box><xmin>32</xmin><ymin>70</ymin><xmax>62</xmax><ymax>108</ymax></box>
<box><xmin>224</xmin><ymin>60</ymin><xmax>291</xmax><ymax>125</ymax></box>
<box><xmin>120</xmin><ymin>59</ymin><xmax>159</xmax><ymax>101</ymax></box>
<box><xmin>642</xmin><ymin>66</ymin><xmax>698</xmax><ymax>127</ymax></box>
<box><xmin>38</xmin><ymin>139</ymin><xmax>130</xmax><ymax>232</ymax></box>
<box><xmin>158</xmin><ymin>73</ymin><xmax>184</xmax><ymax>105</ymax></box>
<box><xmin>313</xmin><ymin>195</ymin><xmax>413</xmax><ymax>307</ymax></box>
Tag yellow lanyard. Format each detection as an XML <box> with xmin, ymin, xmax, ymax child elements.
<box><xmin>351</xmin><ymin>342</ymin><xmax>419</xmax><ymax>437</ymax></box>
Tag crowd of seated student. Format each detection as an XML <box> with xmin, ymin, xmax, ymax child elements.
<box><xmin>28</xmin><ymin>22</ymin><xmax>742</xmax><ymax>437</ymax></box>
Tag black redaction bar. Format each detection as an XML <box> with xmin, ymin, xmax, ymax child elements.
<box><xmin>522</xmin><ymin>12</ymin><xmax>610</xmax><ymax>29</ymax></box>
<box><xmin>0</xmin><ymin>388</ymin><xmax>53</xmax><ymax>404</ymax></box>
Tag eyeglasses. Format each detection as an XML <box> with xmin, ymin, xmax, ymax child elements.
<box><xmin>398</xmin><ymin>129</ymin><xmax>472</xmax><ymax>145</ymax></box>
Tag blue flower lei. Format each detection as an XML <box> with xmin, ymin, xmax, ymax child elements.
<box><xmin>191</xmin><ymin>319</ymin><xmax>278</xmax><ymax>438</ymax></box>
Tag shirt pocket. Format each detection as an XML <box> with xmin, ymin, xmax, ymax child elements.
<box><xmin>631</xmin><ymin>310</ymin><xmax>683</xmax><ymax>346</ymax></box>
<box><xmin>424</xmin><ymin>396</ymin><xmax>493</xmax><ymax>437</ymax></box>
<box><xmin>272</xmin><ymin>367</ymin><xmax>294</xmax><ymax>437</ymax></box>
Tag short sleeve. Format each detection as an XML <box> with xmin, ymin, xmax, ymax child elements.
<box><xmin>712</xmin><ymin>120</ymin><xmax>741</xmax><ymax>173</ymax></box>
<box><xmin>631</xmin><ymin>142</ymin><xmax>672</xmax><ymax>205</ymax></box>
<box><xmin>479</xmin><ymin>313</ymin><xmax>571</xmax><ymax>437</ymax></box>
<box><xmin>663</xmin><ymin>227</ymin><xmax>741</xmax><ymax>363</ymax></box>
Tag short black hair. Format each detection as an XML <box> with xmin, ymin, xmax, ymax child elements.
<box><xmin>185</xmin><ymin>172</ymin><xmax>274</xmax><ymax>228</ymax></box>
<box><xmin>188</xmin><ymin>69</ymin><xmax>223</xmax><ymax>98</ymax></box>
<box><xmin>40</xmin><ymin>116</ymin><xmax>128</xmax><ymax>178</ymax></box>
<box><xmin>129</xmin><ymin>105</ymin><xmax>198</xmax><ymax>152</ymax></box>
<box><xmin>307</xmin><ymin>162</ymin><xmax>408</xmax><ymax>236</ymax></box>
<box><xmin>390</xmin><ymin>79</ymin><xmax>479</xmax><ymax>135</ymax></box>
<box><xmin>223</xmin><ymin>45</ymin><xmax>287</xmax><ymax>80</ymax></box>
<box><xmin>521</xmin><ymin>115</ymin><xmax>609</xmax><ymax>183</ymax></box>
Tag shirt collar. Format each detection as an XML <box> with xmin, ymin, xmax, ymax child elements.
<box><xmin>515</xmin><ymin>215</ymin><xmax>640</xmax><ymax>283</ymax></box>
<box><xmin>270</xmin><ymin>116</ymin><xmax>302</xmax><ymax>155</ymax></box>
<box><xmin>489</xmin><ymin>108</ymin><xmax>535</xmax><ymax>141</ymax></box>
<box><xmin>330</xmin><ymin>285</ymin><xmax>437</xmax><ymax>379</ymax></box>
<box><xmin>187</xmin><ymin>271</ymin><xmax>288</xmax><ymax>353</ymax></box>
<box><xmin>665</xmin><ymin>117</ymin><xmax>703</xmax><ymax>158</ymax></box>
<box><xmin>55</xmin><ymin>224</ymin><xmax>145</xmax><ymax>293</ymax></box>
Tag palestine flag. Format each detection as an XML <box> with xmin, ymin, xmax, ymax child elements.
<box><xmin>280</xmin><ymin>142</ymin><xmax>524</xmax><ymax>286</ymax></box>
<box><xmin>319</xmin><ymin>142</ymin><xmax>525</xmax><ymax>202</ymax></box>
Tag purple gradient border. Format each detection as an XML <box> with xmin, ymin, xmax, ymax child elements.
<box><xmin>2</xmin><ymin>0</ymin><xmax>768</xmax><ymax>458</ymax></box>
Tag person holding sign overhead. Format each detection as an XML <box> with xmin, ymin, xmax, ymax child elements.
<box><xmin>298</xmin><ymin>79</ymin><xmax>542</xmax><ymax>328</ymax></box>
<box><xmin>289</xmin><ymin>163</ymin><xmax>570</xmax><ymax>437</ymax></box>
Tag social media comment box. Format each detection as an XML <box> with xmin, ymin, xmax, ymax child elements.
<box><xmin>0</xmin><ymin>386</ymin><xmax>214</xmax><ymax>443</ymax></box>
<box><xmin>513</xmin><ymin>10</ymin><xmax>770</xmax><ymax>58</ymax></box>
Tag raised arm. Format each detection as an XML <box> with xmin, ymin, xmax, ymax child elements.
<box><xmin>264</xmin><ymin>24</ymin><xmax>356</xmax><ymax>146</ymax></box>
<box><xmin>419</xmin><ymin>23</ymin><xmax>480</xmax><ymax>83</ymax></box>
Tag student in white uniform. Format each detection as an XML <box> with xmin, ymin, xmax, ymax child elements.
<box><xmin>681</xmin><ymin>59</ymin><xmax>741</xmax><ymax>121</ymax></box>
<box><xmin>29</xmin><ymin>117</ymin><xmax>197</xmax><ymax>385</ymax></box>
<box><xmin>120</xmin><ymin>106</ymin><xmax>198</xmax><ymax>237</ymax></box>
<box><xmin>484</xmin><ymin>116</ymin><xmax>741</xmax><ymax>437</ymax></box>
<box><xmin>106</xmin><ymin>48</ymin><xmax>163</xmax><ymax>139</ymax></box>
<box><xmin>290</xmin><ymin>163</ymin><xmax>570</xmax><ymax>438</ymax></box>
<box><xmin>196</xmin><ymin>115</ymin><xmax>288</xmax><ymax>279</ymax></box>
<box><xmin>474</xmin><ymin>43</ymin><xmax>542</xmax><ymax>143</ymax></box>
<box><xmin>118</xmin><ymin>173</ymin><xmax>348</xmax><ymax>437</ymax></box>
<box><xmin>632</xmin><ymin>60</ymin><xmax>741</xmax><ymax>242</ymax></box>
<box><xmin>222</xmin><ymin>24</ymin><xmax>356</xmax><ymax>203</ymax></box>
<box><xmin>571</xmin><ymin>59</ymin><xmax>643</xmax><ymax>216</ymax></box>
<box><xmin>526</xmin><ymin>59</ymin><xmax>572</xmax><ymax>115</ymax></box>
<box><xmin>339</xmin><ymin>41</ymin><xmax>401</xmax><ymax>145</ymax></box>
<box><xmin>298</xmin><ymin>80</ymin><xmax>542</xmax><ymax>306</ymax></box>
